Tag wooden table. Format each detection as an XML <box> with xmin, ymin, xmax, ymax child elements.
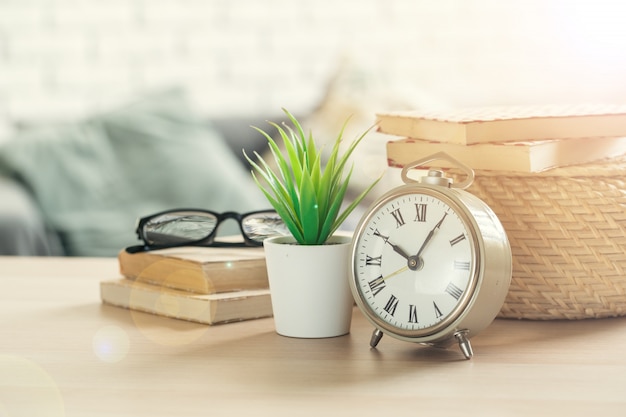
<box><xmin>2</xmin><ymin>256</ymin><xmax>626</xmax><ymax>416</ymax></box>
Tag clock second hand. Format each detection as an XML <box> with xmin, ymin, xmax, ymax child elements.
<box><xmin>382</xmin><ymin>265</ymin><xmax>409</xmax><ymax>281</ymax></box>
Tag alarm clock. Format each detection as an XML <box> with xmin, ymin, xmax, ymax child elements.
<box><xmin>349</xmin><ymin>152</ymin><xmax>512</xmax><ymax>359</ymax></box>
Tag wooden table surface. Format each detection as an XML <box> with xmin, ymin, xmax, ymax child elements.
<box><xmin>1</xmin><ymin>256</ymin><xmax>626</xmax><ymax>417</ymax></box>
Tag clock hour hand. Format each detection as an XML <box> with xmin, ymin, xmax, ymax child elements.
<box><xmin>389</xmin><ymin>242</ymin><xmax>411</xmax><ymax>260</ymax></box>
<box><xmin>375</xmin><ymin>230</ymin><xmax>410</xmax><ymax>260</ymax></box>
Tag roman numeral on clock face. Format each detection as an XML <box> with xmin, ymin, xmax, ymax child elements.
<box><xmin>368</xmin><ymin>275</ymin><xmax>386</xmax><ymax>296</ymax></box>
<box><xmin>454</xmin><ymin>260</ymin><xmax>470</xmax><ymax>270</ymax></box>
<box><xmin>391</xmin><ymin>208</ymin><xmax>405</xmax><ymax>227</ymax></box>
<box><xmin>365</xmin><ymin>255</ymin><xmax>382</xmax><ymax>266</ymax></box>
<box><xmin>414</xmin><ymin>203</ymin><xmax>427</xmax><ymax>222</ymax></box>
<box><xmin>373</xmin><ymin>229</ymin><xmax>389</xmax><ymax>244</ymax></box>
<box><xmin>450</xmin><ymin>234</ymin><xmax>466</xmax><ymax>246</ymax></box>
<box><xmin>433</xmin><ymin>301</ymin><xmax>443</xmax><ymax>318</ymax></box>
<box><xmin>445</xmin><ymin>282</ymin><xmax>464</xmax><ymax>300</ymax></box>
<box><xmin>384</xmin><ymin>294</ymin><xmax>399</xmax><ymax>316</ymax></box>
<box><xmin>408</xmin><ymin>305</ymin><xmax>418</xmax><ymax>323</ymax></box>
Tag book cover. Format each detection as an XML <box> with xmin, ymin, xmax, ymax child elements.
<box><xmin>100</xmin><ymin>278</ymin><xmax>273</xmax><ymax>325</ymax></box>
<box><xmin>386</xmin><ymin>136</ymin><xmax>626</xmax><ymax>173</ymax></box>
<box><xmin>118</xmin><ymin>247</ymin><xmax>268</xmax><ymax>294</ymax></box>
<box><xmin>376</xmin><ymin>104</ymin><xmax>626</xmax><ymax>145</ymax></box>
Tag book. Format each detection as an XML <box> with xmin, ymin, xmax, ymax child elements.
<box><xmin>118</xmin><ymin>247</ymin><xmax>268</xmax><ymax>294</ymax></box>
<box><xmin>386</xmin><ymin>136</ymin><xmax>626</xmax><ymax>173</ymax></box>
<box><xmin>100</xmin><ymin>278</ymin><xmax>273</xmax><ymax>325</ymax></box>
<box><xmin>376</xmin><ymin>104</ymin><xmax>626</xmax><ymax>145</ymax></box>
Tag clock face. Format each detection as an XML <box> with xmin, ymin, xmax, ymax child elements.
<box><xmin>352</xmin><ymin>187</ymin><xmax>479</xmax><ymax>337</ymax></box>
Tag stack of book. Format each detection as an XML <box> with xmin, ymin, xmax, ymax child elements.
<box><xmin>100</xmin><ymin>247</ymin><xmax>273</xmax><ymax>325</ymax></box>
<box><xmin>377</xmin><ymin>104</ymin><xmax>626</xmax><ymax>172</ymax></box>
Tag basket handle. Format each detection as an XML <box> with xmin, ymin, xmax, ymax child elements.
<box><xmin>400</xmin><ymin>151</ymin><xmax>475</xmax><ymax>190</ymax></box>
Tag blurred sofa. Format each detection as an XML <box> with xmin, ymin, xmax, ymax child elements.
<box><xmin>0</xmin><ymin>88</ymin><xmax>282</xmax><ymax>256</ymax></box>
<box><xmin>0</xmin><ymin>59</ymin><xmax>410</xmax><ymax>257</ymax></box>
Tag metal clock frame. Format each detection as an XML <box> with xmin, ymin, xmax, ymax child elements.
<box><xmin>349</xmin><ymin>152</ymin><xmax>512</xmax><ymax>359</ymax></box>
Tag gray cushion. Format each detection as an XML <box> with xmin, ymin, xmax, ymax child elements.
<box><xmin>0</xmin><ymin>88</ymin><xmax>266</xmax><ymax>256</ymax></box>
<box><xmin>0</xmin><ymin>177</ymin><xmax>64</xmax><ymax>255</ymax></box>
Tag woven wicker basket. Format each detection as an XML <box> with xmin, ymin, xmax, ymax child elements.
<box><xmin>451</xmin><ymin>156</ymin><xmax>626</xmax><ymax>320</ymax></box>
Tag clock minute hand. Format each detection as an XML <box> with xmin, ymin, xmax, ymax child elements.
<box><xmin>414</xmin><ymin>212</ymin><xmax>448</xmax><ymax>258</ymax></box>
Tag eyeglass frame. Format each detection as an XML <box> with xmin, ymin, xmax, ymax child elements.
<box><xmin>125</xmin><ymin>208</ymin><xmax>282</xmax><ymax>253</ymax></box>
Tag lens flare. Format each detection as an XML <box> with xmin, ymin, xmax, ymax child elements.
<box><xmin>92</xmin><ymin>325</ymin><xmax>130</xmax><ymax>363</ymax></box>
<box><xmin>0</xmin><ymin>355</ymin><xmax>64</xmax><ymax>416</ymax></box>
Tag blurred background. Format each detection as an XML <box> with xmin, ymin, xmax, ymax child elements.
<box><xmin>1</xmin><ymin>0</ymin><xmax>625</xmax><ymax>126</ymax></box>
<box><xmin>1</xmin><ymin>0</ymin><xmax>625</xmax><ymax>256</ymax></box>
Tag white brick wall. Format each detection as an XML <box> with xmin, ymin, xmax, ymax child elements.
<box><xmin>1</xmin><ymin>0</ymin><xmax>625</xmax><ymax>124</ymax></box>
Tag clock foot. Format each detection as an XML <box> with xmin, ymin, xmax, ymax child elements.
<box><xmin>454</xmin><ymin>330</ymin><xmax>473</xmax><ymax>360</ymax></box>
<box><xmin>370</xmin><ymin>329</ymin><xmax>384</xmax><ymax>348</ymax></box>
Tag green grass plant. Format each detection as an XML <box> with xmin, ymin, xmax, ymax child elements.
<box><xmin>244</xmin><ymin>108</ymin><xmax>380</xmax><ymax>245</ymax></box>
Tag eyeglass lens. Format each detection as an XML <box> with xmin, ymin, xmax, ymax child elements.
<box><xmin>142</xmin><ymin>211</ymin><xmax>288</xmax><ymax>246</ymax></box>
<box><xmin>143</xmin><ymin>212</ymin><xmax>218</xmax><ymax>245</ymax></box>
<box><xmin>241</xmin><ymin>212</ymin><xmax>289</xmax><ymax>242</ymax></box>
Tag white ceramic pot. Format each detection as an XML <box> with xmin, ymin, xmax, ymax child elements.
<box><xmin>263</xmin><ymin>234</ymin><xmax>354</xmax><ymax>338</ymax></box>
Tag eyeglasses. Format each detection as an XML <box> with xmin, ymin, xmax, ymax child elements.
<box><xmin>125</xmin><ymin>209</ymin><xmax>289</xmax><ymax>253</ymax></box>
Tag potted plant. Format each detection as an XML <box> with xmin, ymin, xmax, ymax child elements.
<box><xmin>244</xmin><ymin>108</ymin><xmax>380</xmax><ymax>338</ymax></box>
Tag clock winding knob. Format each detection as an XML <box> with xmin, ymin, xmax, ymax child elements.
<box><xmin>420</xmin><ymin>169</ymin><xmax>452</xmax><ymax>187</ymax></box>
